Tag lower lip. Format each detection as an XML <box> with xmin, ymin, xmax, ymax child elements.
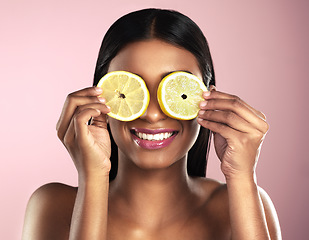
<box><xmin>131</xmin><ymin>133</ymin><xmax>177</xmax><ymax>150</ymax></box>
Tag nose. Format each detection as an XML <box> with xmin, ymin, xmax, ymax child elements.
<box><xmin>140</xmin><ymin>94</ymin><xmax>167</xmax><ymax>123</ymax></box>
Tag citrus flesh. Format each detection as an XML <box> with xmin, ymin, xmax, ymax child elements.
<box><xmin>97</xmin><ymin>71</ymin><xmax>150</xmax><ymax>121</ymax></box>
<box><xmin>157</xmin><ymin>71</ymin><xmax>208</xmax><ymax>120</ymax></box>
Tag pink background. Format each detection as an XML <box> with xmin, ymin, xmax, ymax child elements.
<box><xmin>1</xmin><ymin>0</ymin><xmax>308</xmax><ymax>239</ymax></box>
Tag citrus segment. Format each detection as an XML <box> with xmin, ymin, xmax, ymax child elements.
<box><xmin>97</xmin><ymin>71</ymin><xmax>150</xmax><ymax>121</ymax></box>
<box><xmin>157</xmin><ymin>71</ymin><xmax>208</xmax><ymax>120</ymax></box>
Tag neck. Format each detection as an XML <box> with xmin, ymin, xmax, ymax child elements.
<box><xmin>109</xmin><ymin>150</ymin><xmax>196</xmax><ymax>228</ymax></box>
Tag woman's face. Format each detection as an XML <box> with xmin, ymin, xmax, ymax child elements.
<box><xmin>108</xmin><ymin>39</ymin><xmax>202</xmax><ymax>171</ymax></box>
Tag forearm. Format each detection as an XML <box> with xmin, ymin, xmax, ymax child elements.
<box><xmin>69</xmin><ymin>174</ymin><xmax>109</xmax><ymax>240</ymax></box>
<box><xmin>226</xmin><ymin>175</ymin><xmax>270</xmax><ymax>240</ymax></box>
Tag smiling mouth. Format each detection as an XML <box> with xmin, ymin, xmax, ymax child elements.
<box><xmin>130</xmin><ymin>128</ymin><xmax>178</xmax><ymax>150</ymax></box>
<box><xmin>130</xmin><ymin>129</ymin><xmax>178</xmax><ymax>141</ymax></box>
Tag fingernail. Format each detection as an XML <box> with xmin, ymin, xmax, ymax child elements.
<box><xmin>95</xmin><ymin>87</ymin><xmax>103</xmax><ymax>93</ymax></box>
<box><xmin>196</xmin><ymin>117</ymin><xmax>203</xmax><ymax>123</ymax></box>
<box><xmin>98</xmin><ymin>97</ymin><xmax>105</xmax><ymax>103</ymax></box>
<box><xmin>203</xmin><ymin>91</ymin><xmax>211</xmax><ymax>97</ymax></box>
<box><xmin>200</xmin><ymin>101</ymin><xmax>207</xmax><ymax>108</ymax></box>
<box><xmin>199</xmin><ymin>110</ymin><xmax>205</xmax><ymax>115</ymax></box>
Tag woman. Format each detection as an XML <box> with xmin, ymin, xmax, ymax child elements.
<box><xmin>22</xmin><ymin>9</ymin><xmax>281</xmax><ymax>239</ymax></box>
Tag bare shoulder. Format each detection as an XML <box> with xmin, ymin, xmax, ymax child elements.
<box><xmin>196</xmin><ymin>177</ymin><xmax>229</xmax><ymax>211</ymax></box>
<box><xmin>194</xmin><ymin>178</ymin><xmax>281</xmax><ymax>239</ymax></box>
<box><xmin>188</xmin><ymin>178</ymin><xmax>231</xmax><ymax>239</ymax></box>
<box><xmin>194</xmin><ymin>177</ymin><xmax>228</xmax><ymax>201</ymax></box>
<box><xmin>196</xmin><ymin>177</ymin><xmax>281</xmax><ymax>220</ymax></box>
<box><xmin>22</xmin><ymin>182</ymin><xmax>77</xmax><ymax>240</ymax></box>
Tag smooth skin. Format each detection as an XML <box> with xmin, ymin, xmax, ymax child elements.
<box><xmin>22</xmin><ymin>39</ymin><xmax>281</xmax><ymax>240</ymax></box>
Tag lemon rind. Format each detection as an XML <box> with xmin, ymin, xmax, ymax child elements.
<box><xmin>157</xmin><ymin>71</ymin><xmax>207</xmax><ymax>120</ymax></box>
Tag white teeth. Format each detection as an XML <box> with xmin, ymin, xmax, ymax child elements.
<box><xmin>154</xmin><ymin>134</ymin><xmax>160</xmax><ymax>141</ymax></box>
<box><xmin>135</xmin><ymin>132</ymin><xmax>173</xmax><ymax>141</ymax></box>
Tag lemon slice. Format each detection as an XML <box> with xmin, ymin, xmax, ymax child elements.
<box><xmin>157</xmin><ymin>71</ymin><xmax>208</xmax><ymax>120</ymax></box>
<box><xmin>97</xmin><ymin>71</ymin><xmax>150</xmax><ymax>121</ymax></box>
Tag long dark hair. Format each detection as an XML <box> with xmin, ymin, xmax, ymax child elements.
<box><xmin>93</xmin><ymin>8</ymin><xmax>216</xmax><ymax>181</ymax></box>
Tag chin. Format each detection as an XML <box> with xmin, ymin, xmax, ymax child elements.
<box><xmin>129</xmin><ymin>150</ymin><xmax>187</xmax><ymax>173</ymax></box>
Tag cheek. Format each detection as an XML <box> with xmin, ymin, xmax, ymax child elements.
<box><xmin>108</xmin><ymin>118</ymin><xmax>137</xmax><ymax>160</ymax></box>
<box><xmin>108</xmin><ymin>119</ymin><xmax>127</xmax><ymax>150</ymax></box>
<box><xmin>166</xmin><ymin>120</ymin><xmax>200</xmax><ymax>162</ymax></box>
<box><xmin>183</xmin><ymin>120</ymin><xmax>200</xmax><ymax>145</ymax></box>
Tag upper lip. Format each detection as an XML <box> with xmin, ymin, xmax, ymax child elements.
<box><xmin>130</xmin><ymin>128</ymin><xmax>178</xmax><ymax>134</ymax></box>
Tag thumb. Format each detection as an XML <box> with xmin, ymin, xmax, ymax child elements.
<box><xmin>209</xmin><ymin>85</ymin><xmax>217</xmax><ymax>91</ymax></box>
<box><xmin>91</xmin><ymin>113</ymin><xmax>108</xmax><ymax>128</ymax></box>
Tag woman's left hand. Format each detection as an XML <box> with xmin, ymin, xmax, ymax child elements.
<box><xmin>197</xmin><ymin>86</ymin><xmax>269</xmax><ymax>180</ymax></box>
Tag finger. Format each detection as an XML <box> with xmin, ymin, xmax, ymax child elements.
<box><xmin>57</xmin><ymin>86</ymin><xmax>103</xmax><ymax>127</ymax></box>
<box><xmin>198</xmin><ymin>109</ymin><xmax>252</xmax><ymax>133</ymax></box>
<box><xmin>63</xmin><ymin>107</ymin><xmax>102</xmax><ymax>147</ymax></box>
<box><xmin>199</xmin><ymin>98</ymin><xmax>268</xmax><ymax>133</ymax></box>
<box><xmin>70</xmin><ymin>87</ymin><xmax>103</xmax><ymax>97</ymax></box>
<box><xmin>202</xmin><ymin>90</ymin><xmax>266</xmax><ymax>121</ymax></box>
<box><xmin>75</xmin><ymin>103</ymin><xmax>110</xmax><ymax>128</ymax></box>
<box><xmin>76</xmin><ymin>103</ymin><xmax>110</xmax><ymax>115</ymax></box>
<box><xmin>66</xmin><ymin>102</ymin><xmax>110</xmax><ymax>138</ymax></box>
<box><xmin>209</xmin><ymin>85</ymin><xmax>217</xmax><ymax>91</ymax></box>
<box><xmin>91</xmin><ymin>115</ymin><xmax>108</xmax><ymax>128</ymax></box>
<box><xmin>57</xmin><ymin>91</ymin><xmax>105</xmax><ymax>141</ymax></box>
<box><xmin>197</xmin><ymin>117</ymin><xmax>241</xmax><ymax>140</ymax></box>
<box><xmin>200</xmin><ymin>93</ymin><xmax>268</xmax><ymax>133</ymax></box>
<box><xmin>74</xmin><ymin>108</ymin><xmax>102</xmax><ymax>140</ymax></box>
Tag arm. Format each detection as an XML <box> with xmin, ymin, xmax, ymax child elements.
<box><xmin>22</xmin><ymin>87</ymin><xmax>111</xmax><ymax>240</ymax></box>
<box><xmin>197</xmin><ymin>87</ymin><xmax>281</xmax><ymax>239</ymax></box>
<box><xmin>226</xmin><ymin>176</ymin><xmax>281</xmax><ymax>239</ymax></box>
<box><xmin>58</xmin><ymin>87</ymin><xmax>112</xmax><ymax>240</ymax></box>
<box><xmin>70</xmin><ymin>174</ymin><xmax>109</xmax><ymax>239</ymax></box>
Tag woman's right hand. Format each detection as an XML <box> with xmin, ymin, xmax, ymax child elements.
<box><xmin>56</xmin><ymin>87</ymin><xmax>111</xmax><ymax>179</ymax></box>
